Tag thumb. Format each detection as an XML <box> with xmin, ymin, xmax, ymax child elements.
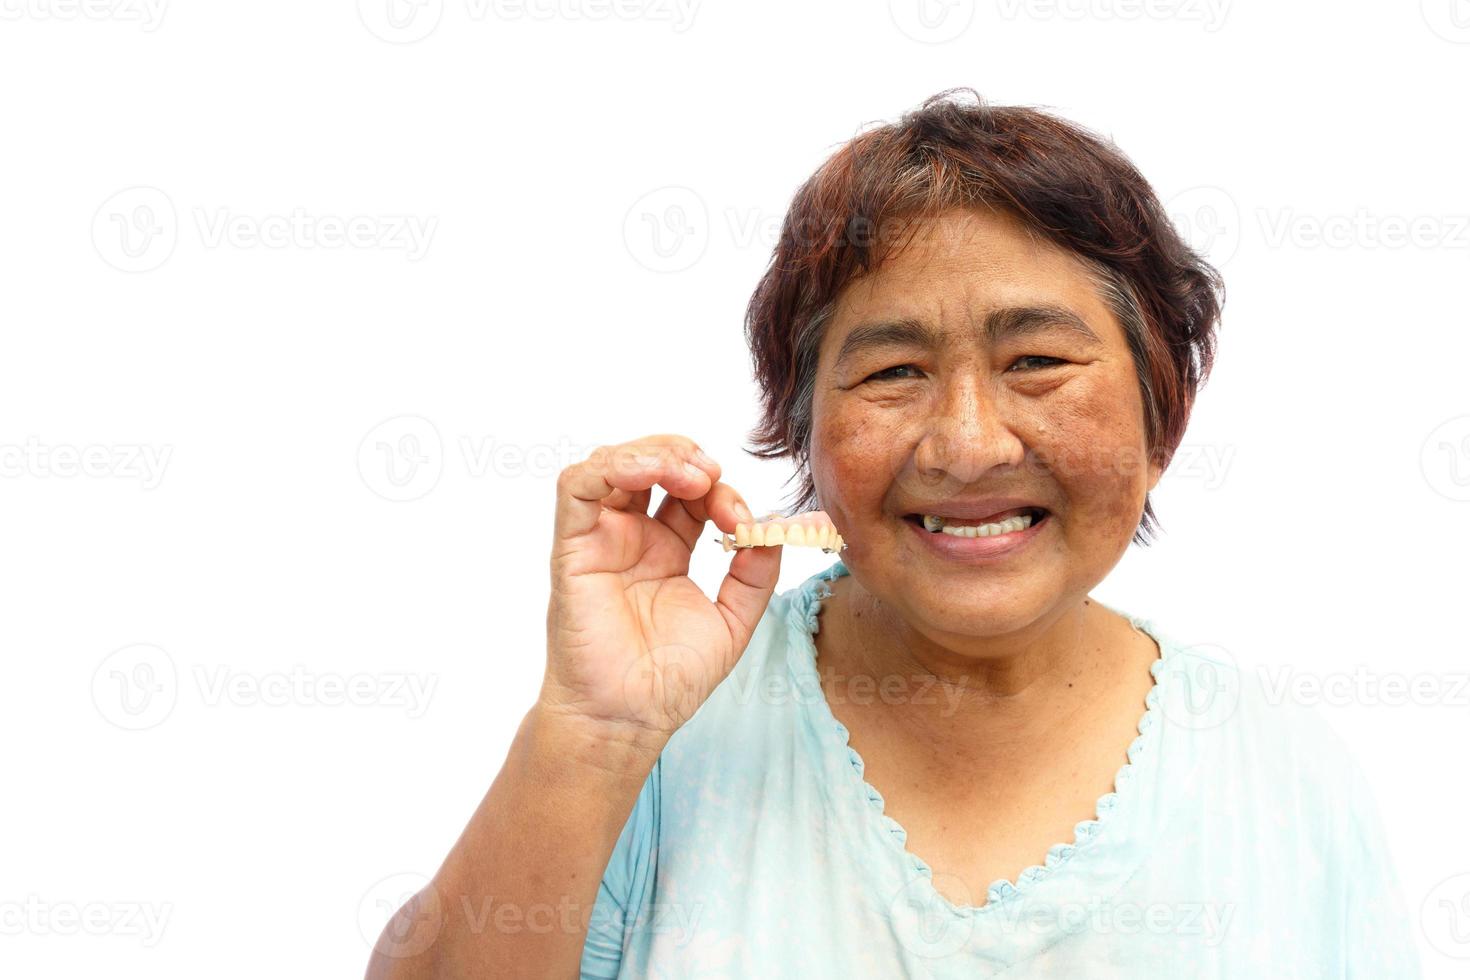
<box><xmin>712</xmin><ymin>544</ymin><xmax>783</xmax><ymax>652</ymax></box>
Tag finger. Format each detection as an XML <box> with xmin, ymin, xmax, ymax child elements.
<box><xmin>654</xmin><ymin>479</ymin><xmax>753</xmax><ymax>552</ymax></box>
<box><xmin>714</xmin><ymin>542</ymin><xmax>784</xmax><ymax>651</ymax></box>
<box><xmin>600</xmin><ymin>486</ymin><xmax>652</xmax><ymax>517</ymax></box>
<box><xmin>626</xmin><ymin>487</ymin><xmax>653</xmax><ymax>516</ymax></box>
<box><xmin>555</xmin><ymin>436</ymin><xmax>721</xmax><ymax>541</ymax></box>
<box><xmin>701</xmin><ymin>481</ymin><xmax>756</xmax><ymax>535</ymax></box>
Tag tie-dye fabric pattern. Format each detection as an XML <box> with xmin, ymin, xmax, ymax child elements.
<box><xmin>580</xmin><ymin>560</ymin><xmax>1420</xmax><ymax>979</ymax></box>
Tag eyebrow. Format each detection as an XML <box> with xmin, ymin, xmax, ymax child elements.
<box><xmin>832</xmin><ymin>305</ymin><xmax>1104</xmax><ymax>371</ymax></box>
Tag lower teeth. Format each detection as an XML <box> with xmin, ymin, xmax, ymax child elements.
<box><xmin>922</xmin><ymin>513</ymin><xmax>1039</xmax><ymax>537</ymax></box>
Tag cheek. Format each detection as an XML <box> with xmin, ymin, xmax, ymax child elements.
<box><xmin>810</xmin><ymin>401</ymin><xmax>908</xmax><ymax>505</ymax></box>
<box><xmin>1025</xmin><ymin>371</ymin><xmax>1150</xmax><ymax>533</ymax></box>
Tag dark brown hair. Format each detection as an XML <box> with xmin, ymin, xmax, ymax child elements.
<box><xmin>743</xmin><ymin>88</ymin><xmax>1224</xmax><ymax>545</ymax></box>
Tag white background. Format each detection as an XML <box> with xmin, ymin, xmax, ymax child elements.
<box><xmin>3</xmin><ymin>1</ymin><xmax>1469</xmax><ymax>977</ymax></box>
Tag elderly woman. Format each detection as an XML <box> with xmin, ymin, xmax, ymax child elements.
<box><xmin>367</xmin><ymin>91</ymin><xmax>1419</xmax><ymax>978</ymax></box>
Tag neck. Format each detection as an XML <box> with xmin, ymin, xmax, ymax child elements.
<box><xmin>816</xmin><ymin>573</ymin><xmax>1141</xmax><ymax>753</ymax></box>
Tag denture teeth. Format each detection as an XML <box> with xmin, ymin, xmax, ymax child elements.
<box><xmin>713</xmin><ymin>510</ymin><xmax>847</xmax><ymax>554</ymax></box>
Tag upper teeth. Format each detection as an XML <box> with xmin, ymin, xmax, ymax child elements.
<box><xmin>922</xmin><ymin>513</ymin><xmax>1034</xmax><ymax>537</ymax></box>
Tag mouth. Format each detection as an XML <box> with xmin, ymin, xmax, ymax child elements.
<box><xmin>901</xmin><ymin>506</ymin><xmax>1050</xmax><ymax>538</ymax></box>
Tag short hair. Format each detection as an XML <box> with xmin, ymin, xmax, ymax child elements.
<box><xmin>742</xmin><ymin>88</ymin><xmax>1225</xmax><ymax>545</ymax></box>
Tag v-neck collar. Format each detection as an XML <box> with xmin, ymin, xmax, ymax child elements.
<box><xmin>783</xmin><ymin>559</ymin><xmax>1186</xmax><ymax>967</ymax></box>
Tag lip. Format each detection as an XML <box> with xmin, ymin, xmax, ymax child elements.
<box><xmin>900</xmin><ymin>497</ymin><xmax>1046</xmax><ymax>522</ymax></box>
<box><xmin>902</xmin><ymin>508</ymin><xmax>1048</xmax><ymax>563</ymax></box>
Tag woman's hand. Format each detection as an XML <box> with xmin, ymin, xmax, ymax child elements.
<box><xmin>542</xmin><ymin>433</ymin><xmax>784</xmax><ymax>743</ymax></box>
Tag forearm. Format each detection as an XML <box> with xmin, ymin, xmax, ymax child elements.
<box><xmin>365</xmin><ymin>703</ymin><xmax>667</xmax><ymax>980</ymax></box>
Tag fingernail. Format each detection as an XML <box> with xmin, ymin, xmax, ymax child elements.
<box><xmin>683</xmin><ymin>461</ymin><xmax>705</xmax><ymax>480</ymax></box>
<box><xmin>693</xmin><ymin>448</ymin><xmax>718</xmax><ymax>467</ymax></box>
<box><xmin>735</xmin><ymin>501</ymin><xmax>754</xmax><ymax>523</ymax></box>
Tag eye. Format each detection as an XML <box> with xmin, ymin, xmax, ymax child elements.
<box><xmin>1008</xmin><ymin>355</ymin><xmax>1066</xmax><ymax>372</ymax></box>
<box><xmin>866</xmin><ymin>364</ymin><xmax>924</xmax><ymax>382</ymax></box>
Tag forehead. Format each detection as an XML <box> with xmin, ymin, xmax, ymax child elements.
<box><xmin>823</xmin><ymin>207</ymin><xmax>1119</xmax><ymax>349</ymax></box>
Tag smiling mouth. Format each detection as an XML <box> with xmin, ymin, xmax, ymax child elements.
<box><xmin>902</xmin><ymin>507</ymin><xmax>1050</xmax><ymax>537</ymax></box>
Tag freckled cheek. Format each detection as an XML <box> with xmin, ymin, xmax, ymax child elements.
<box><xmin>810</xmin><ymin>407</ymin><xmax>908</xmax><ymax>514</ymax></box>
<box><xmin>1026</xmin><ymin>383</ymin><xmax>1149</xmax><ymax>537</ymax></box>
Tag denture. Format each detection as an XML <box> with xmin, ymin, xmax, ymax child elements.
<box><xmin>715</xmin><ymin>510</ymin><xmax>847</xmax><ymax>553</ymax></box>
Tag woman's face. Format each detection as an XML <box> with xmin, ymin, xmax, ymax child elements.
<box><xmin>810</xmin><ymin>206</ymin><xmax>1161</xmax><ymax>642</ymax></box>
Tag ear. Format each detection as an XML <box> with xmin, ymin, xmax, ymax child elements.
<box><xmin>1145</xmin><ymin>453</ymin><xmax>1164</xmax><ymax>493</ymax></box>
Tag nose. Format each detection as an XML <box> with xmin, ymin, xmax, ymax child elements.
<box><xmin>911</xmin><ymin>375</ymin><xmax>1027</xmax><ymax>490</ymax></box>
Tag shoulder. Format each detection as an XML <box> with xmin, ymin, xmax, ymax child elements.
<box><xmin>1132</xmin><ymin>621</ymin><xmax>1420</xmax><ymax>975</ymax></box>
<box><xmin>1145</xmin><ymin>622</ymin><xmax>1384</xmax><ymax>835</ymax></box>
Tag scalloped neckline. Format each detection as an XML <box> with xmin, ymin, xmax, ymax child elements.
<box><xmin>786</xmin><ymin>558</ymin><xmax>1171</xmax><ymax>917</ymax></box>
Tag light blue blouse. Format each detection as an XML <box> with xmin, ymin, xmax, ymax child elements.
<box><xmin>580</xmin><ymin>560</ymin><xmax>1421</xmax><ymax>978</ymax></box>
